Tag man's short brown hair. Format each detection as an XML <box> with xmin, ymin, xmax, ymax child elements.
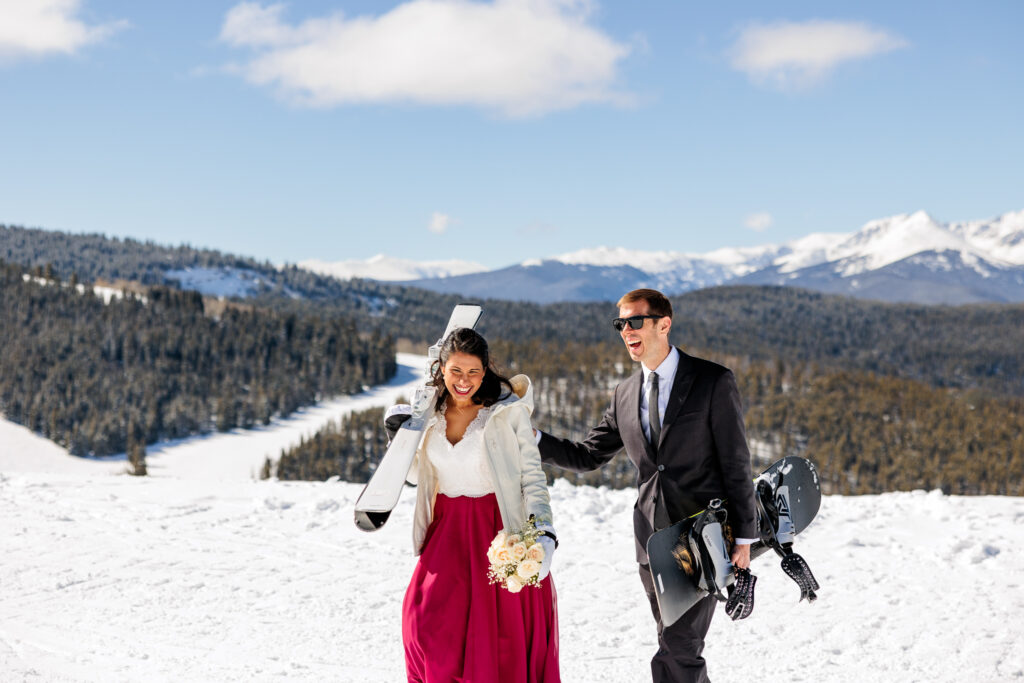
<box><xmin>617</xmin><ymin>288</ymin><xmax>673</xmax><ymax>319</ymax></box>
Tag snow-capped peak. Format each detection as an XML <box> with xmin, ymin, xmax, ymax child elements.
<box><xmin>555</xmin><ymin>246</ymin><xmax>697</xmax><ymax>273</ymax></box>
<box><xmin>299</xmin><ymin>255</ymin><xmax>487</xmax><ymax>282</ymax></box>
<box><xmin>950</xmin><ymin>209</ymin><xmax>1024</xmax><ymax>263</ymax></box>
<box><xmin>293</xmin><ymin>208</ymin><xmax>1024</xmax><ymax>305</ymax></box>
<box><xmin>824</xmin><ymin>210</ymin><xmax>997</xmax><ymax>276</ymax></box>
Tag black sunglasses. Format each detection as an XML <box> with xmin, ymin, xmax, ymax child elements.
<box><xmin>612</xmin><ymin>315</ymin><xmax>663</xmax><ymax>332</ymax></box>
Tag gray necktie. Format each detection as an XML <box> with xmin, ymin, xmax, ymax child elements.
<box><xmin>649</xmin><ymin>373</ymin><xmax>661</xmax><ymax>448</ymax></box>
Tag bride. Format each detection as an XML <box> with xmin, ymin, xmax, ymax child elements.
<box><xmin>395</xmin><ymin>327</ymin><xmax>560</xmax><ymax>682</ymax></box>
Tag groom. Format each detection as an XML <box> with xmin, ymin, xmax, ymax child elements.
<box><xmin>537</xmin><ymin>288</ymin><xmax>757</xmax><ymax>683</ymax></box>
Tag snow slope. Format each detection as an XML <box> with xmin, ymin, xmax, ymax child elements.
<box><xmin>2</xmin><ymin>356</ymin><xmax>1023</xmax><ymax>682</ymax></box>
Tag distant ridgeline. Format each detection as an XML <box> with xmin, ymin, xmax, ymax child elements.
<box><xmin>3</xmin><ymin>224</ymin><xmax>1023</xmax><ymax>398</ymax></box>
<box><xmin>0</xmin><ymin>260</ymin><xmax>395</xmax><ymax>458</ymax></box>
<box><xmin>5</xmin><ymin>224</ymin><xmax>1024</xmax><ymax>493</ymax></box>
<box><xmin>271</xmin><ymin>339</ymin><xmax>1024</xmax><ymax>496</ymax></box>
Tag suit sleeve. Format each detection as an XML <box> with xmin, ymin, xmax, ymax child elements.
<box><xmin>538</xmin><ymin>389</ymin><xmax>625</xmax><ymax>473</ymax></box>
<box><xmin>709</xmin><ymin>370</ymin><xmax>757</xmax><ymax>540</ymax></box>
<box><xmin>510</xmin><ymin>405</ymin><xmax>554</xmax><ymax>527</ymax></box>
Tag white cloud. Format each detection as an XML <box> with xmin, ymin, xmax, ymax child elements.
<box><xmin>428</xmin><ymin>212</ymin><xmax>452</xmax><ymax>234</ymax></box>
<box><xmin>729</xmin><ymin>20</ymin><xmax>908</xmax><ymax>89</ymax></box>
<box><xmin>219</xmin><ymin>0</ymin><xmax>632</xmax><ymax>116</ymax></box>
<box><xmin>0</xmin><ymin>0</ymin><xmax>126</xmax><ymax>62</ymax></box>
<box><xmin>745</xmin><ymin>212</ymin><xmax>773</xmax><ymax>232</ymax></box>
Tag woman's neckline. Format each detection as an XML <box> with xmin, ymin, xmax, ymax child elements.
<box><xmin>441</xmin><ymin>402</ymin><xmax>487</xmax><ymax>447</ymax></box>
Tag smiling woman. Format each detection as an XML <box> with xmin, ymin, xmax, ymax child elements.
<box><xmin>397</xmin><ymin>326</ymin><xmax>561</xmax><ymax>681</ymax></box>
<box><xmin>430</xmin><ymin>327</ymin><xmax>513</xmax><ymax>411</ymax></box>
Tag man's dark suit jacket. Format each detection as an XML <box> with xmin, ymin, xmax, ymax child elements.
<box><xmin>539</xmin><ymin>348</ymin><xmax>757</xmax><ymax>564</ymax></box>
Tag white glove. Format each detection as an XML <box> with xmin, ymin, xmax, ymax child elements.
<box><xmin>535</xmin><ymin>523</ymin><xmax>557</xmax><ymax>581</ymax></box>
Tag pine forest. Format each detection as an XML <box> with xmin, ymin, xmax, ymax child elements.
<box><xmin>0</xmin><ymin>261</ymin><xmax>395</xmax><ymax>459</ymax></box>
<box><xmin>2</xmin><ymin>225</ymin><xmax>1023</xmax><ymax>495</ymax></box>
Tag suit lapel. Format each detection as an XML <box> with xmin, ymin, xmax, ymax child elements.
<box><xmin>659</xmin><ymin>348</ymin><xmax>695</xmax><ymax>442</ymax></box>
<box><xmin>621</xmin><ymin>371</ymin><xmax>655</xmax><ymax>460</ymax></box>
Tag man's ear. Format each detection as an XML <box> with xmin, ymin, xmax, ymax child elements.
<box><xmin>660</xmin><ymin>316</ymin><xmax>672</xmax><ymax>336</ymax></box>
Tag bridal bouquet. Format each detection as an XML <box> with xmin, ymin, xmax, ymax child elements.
<box><xmin>486</xmin><ymin>523</ymin><xmax>546</xmax><ymax>593</ymax></box>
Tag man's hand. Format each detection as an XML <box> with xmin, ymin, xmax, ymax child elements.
<box><xmin>731</xmin><ymin>542</ymin><xmax>751</xmax><ymax>570</ymax></box>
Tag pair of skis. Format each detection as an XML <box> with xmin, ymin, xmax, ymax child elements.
<box><xmin>353</xmin><ymin>304</ymin><xmax>483</xmax><ymax>532</ymax></box>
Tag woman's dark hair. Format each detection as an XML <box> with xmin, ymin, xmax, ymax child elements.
<box><xmin>431</xmin><ymin>327</ymin><xmax>514</xmax><ymax>410</ymax></box>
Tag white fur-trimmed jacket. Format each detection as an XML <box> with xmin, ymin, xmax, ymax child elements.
<box><xmin>407</xmin><ymin>374</ymin><xmax>553</xmax><ymax>556</ymax></box>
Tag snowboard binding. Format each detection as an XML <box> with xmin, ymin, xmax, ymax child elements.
<box><xmin>781</xmin><ymin>552</ymin><xmax>819</xmax><ymax>602</ymax></box>
<box><xmin>671</xmin><ymin>499</ymin><xmax>756</xmax><ymax>619</ymax></box>
<box><xmin>756</xmin><ymin>476</ymin><xmax>820</xmax><ymax>603</ymax></box>
<box><xmin>725</xmin><ymin>568</ymin><xmax>756</xmax><ymax>620</ymax></box>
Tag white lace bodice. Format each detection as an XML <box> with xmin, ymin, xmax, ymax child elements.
<box><xmin>425</xmin><ymin>406</ymin><xmax>495</xmax><ymax>497</ymax></box>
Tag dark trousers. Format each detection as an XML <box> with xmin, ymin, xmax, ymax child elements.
<box><xmin>639</xmin><ymin>564</ymin><xmax>717</xmax><ymax>683</ymax></box>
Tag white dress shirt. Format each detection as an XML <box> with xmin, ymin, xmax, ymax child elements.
<box><xmin>640</xmin><ymin>347</ymin><xmax>678</xmax><ymax>443</ymax></box>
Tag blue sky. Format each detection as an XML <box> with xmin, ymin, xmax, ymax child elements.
<box><xmin>1</xmin><ymin>1</ymin><xmax>1021</xmax><ymax>268</ymax></box>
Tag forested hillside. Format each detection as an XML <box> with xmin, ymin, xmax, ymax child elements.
<box><xmin>271</xmin><ymin>339</ymin><xmax>1024</xmax><ymax>496</ymax></box>
<box><xmin>5</xmin><ymin>224</ymin><xmax>1023</xmax><ymax>492</ymax></box>
<box><xmin>0</xmin><ymin>261</ymin><xmax>395</xmax><ymax>458</ymax></box>
<box><xmin>5</xmin><ymin>224</ymin><xmax>1022</xmax><ymax>397</ymax></box>
<box><xmin>259</xmin><ymin>284</ymin><xmax>1024</xmax><ymax>399</ymax></box>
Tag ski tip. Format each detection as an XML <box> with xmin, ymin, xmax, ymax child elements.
<box><xmin>354</xmin><ymin>509</ymin><xmax>391</xmax><ymax>532</ymax></box>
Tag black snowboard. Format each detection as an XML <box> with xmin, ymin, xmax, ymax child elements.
<box><xmin>646</xmin><ymin>455</ymin><xmax>821</xmax><ymax>627</ymax></box>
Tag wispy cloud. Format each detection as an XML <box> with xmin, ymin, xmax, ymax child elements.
<box><xmin>219</xmin><ymin>0</ymin><xmax>632</xmax><ymax>116</ymax></box>
<box><xmin>729</xmin><ymin>20</ymin><xmax>908</xmax><ymax>89</ymax></box>
<box><xmin>428</xmin><ymin>212</ymin><xmax>453</xmax><ymax>234</ymax></box>
<box><xmin>744</xmin><ymin>212</ymin><xmax>773</xmax><ymax>232</ymax></box>
<box><xmin>0</xmin><ymin>0</ymin><xmax>127</xmax><ymax>62</ymax></box>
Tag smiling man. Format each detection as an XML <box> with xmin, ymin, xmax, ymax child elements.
<box><xmin>537</xmin><ymin>288</ymin><xmax>757</xmax><ymax>683</ymax></box>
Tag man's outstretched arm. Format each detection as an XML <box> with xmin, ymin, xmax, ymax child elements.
<box><xmin>537</xmin><ymin>400</ymin><xmax>624</xmax><ymax>473</ymax></box>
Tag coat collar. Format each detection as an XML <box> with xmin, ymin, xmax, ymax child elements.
<box><xmin>659</xmin><ymin>348</ymin><xmax>696</xmax><ymax>436</ymax></box>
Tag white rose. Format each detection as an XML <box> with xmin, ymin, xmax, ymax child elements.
<box><xmin>495</xmin><ymin>547</ymin><xmax>513</xmax><ymax>563</ymax></box>
<box><xmin>491</xmin><ymin>532</ymin><xmax>507</xmax><ymax>549</ymax></box>
<box><xmin>516</xmin><ymin>559</ymin><xmax>541</xmax><ymax>580</ymax></box>
<box><xmin>525</xmin><ymin>543</ymin><xmax>545</xmax><ymax>562</ymax></box>
<box><xmin>512</xmin><ymin>542</ymin><xmax>527</xmax><ymax>561</ymax></box>
<box><xmin>506</xmin><ymin>576</ymin><xmax>524</xmax><ymax>593</ymax></box>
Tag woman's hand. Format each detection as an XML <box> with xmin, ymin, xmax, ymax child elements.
<box><xmin>535</xmin><ymin>523</ymin><xmax>557</xmax><ymax>580</ymax></box>
<box><xmin>383</xmin><ymin>403</ymin><xmax>412</xmax><ymax>444</ymax></box>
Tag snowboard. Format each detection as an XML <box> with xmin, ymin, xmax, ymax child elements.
<box><xmin>646</xmin><ymin>455</ymin><xmax>821</xmax><ymax>627</ymax></box>
<box><xmin>353</xmin><ymin>303</ymin><xmax>483</xmax><ymax>532</ymax></box>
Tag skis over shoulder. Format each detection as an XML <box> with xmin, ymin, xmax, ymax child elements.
<box><xmin>353</xmin><ymin>303</ymin><xmax>482</xmax><ymax>532</ymax></box>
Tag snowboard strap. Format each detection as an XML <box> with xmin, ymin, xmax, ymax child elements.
<box><xmin>725</xmin><ymin>568</ymin><xmax>756</xmax><ymax>620</ymax></box>
<box><xmin>781</xmin><ymin>552</ymin><xmax>819</xmax><ymax>602</ymax></box>
<box><xmin>756</xmin><ymin>476</ymin><xmax>820</xmax><ymax>602</ymax></box>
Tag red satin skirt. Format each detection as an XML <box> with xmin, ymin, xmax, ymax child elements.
<box><xmin>402</xmin><ymin>493</ymin><xmax>560</xmax><ymax>682</ymax></box>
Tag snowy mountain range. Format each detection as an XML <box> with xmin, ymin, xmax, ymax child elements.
<box><xmin>299</xmin><ymin>254</ymin><xmax>486</xmax><ymax>282</ymax></box>
<box><xmin>303</xmin><ymin>210</ymin><xmax>1024</xmax><ymax>305</ymax></box>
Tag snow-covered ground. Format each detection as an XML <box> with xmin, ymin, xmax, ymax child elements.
<box><xmin>2</xmin><ymin>355</ymin><xmax>1023</xmax><ymax>682</ymax></box>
